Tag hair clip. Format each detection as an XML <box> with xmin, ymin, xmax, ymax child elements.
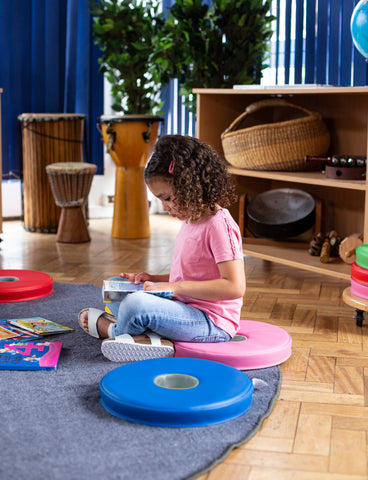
<box><xmin>168</xmin><ymin>161</ymin><xmax>175</xmax><ymax>174</ymax></box>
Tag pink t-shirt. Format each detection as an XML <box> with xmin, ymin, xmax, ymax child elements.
<box><xmin>169</xmin><ymin>208</ymin><xmax>244</xmax><ymax>337</ymax></box>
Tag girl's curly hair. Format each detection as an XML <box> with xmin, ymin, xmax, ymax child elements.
<box><xmin>145</xmin><ymin>135</ymin><xmax>237</xmax><ymax>220</ymax></box>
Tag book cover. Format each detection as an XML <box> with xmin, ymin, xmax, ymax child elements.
<box><xmin>0</xmin><ymin>319</ymin><xmax>42</xmax><ymax>345</ymax></box>
<box><xmin>103</xmin><ymin>280</ymin><xmax>174</xmax><ymax>303</ymax></box>
<box><xmin>0</xmin><ymin>325</ymin><xmax>21</xmax><ymax>341</ymax></box>
<box><xmin>0</xmin><ymin>341</ymin><xmax>63</xmax><ymax>370</ymax></box>
<box><xmin>8</xmin><ymin>317</ymin><xmax>73</xmax><ymax>336</ymax></box>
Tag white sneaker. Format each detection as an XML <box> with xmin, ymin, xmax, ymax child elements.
<box><xmin>101</xmin><ymin>332</ymin><xmax>174</xmax><ymax>363</ymax></box>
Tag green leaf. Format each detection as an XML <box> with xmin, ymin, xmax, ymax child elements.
<box><xmin>89</xmin><ymin>0</ymin><xmax>275</xmax><ymax>114</ymax></box>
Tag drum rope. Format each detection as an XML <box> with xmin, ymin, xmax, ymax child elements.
<box><xmin>21</xmin><ymin>124</ymin><xmax>83</xmax><ymax>143</ymax></box>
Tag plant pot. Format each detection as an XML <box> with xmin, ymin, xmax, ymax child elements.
<box><xmin>98</xmin><ymin>115</ymin><xmax>163</xmax><ymax>239</ymax></box>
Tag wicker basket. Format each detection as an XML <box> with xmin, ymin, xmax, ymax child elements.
<box><xmin>221</xmin><ymin>98</ymin><xmax>330</xmax><ymax>171</ymax></box>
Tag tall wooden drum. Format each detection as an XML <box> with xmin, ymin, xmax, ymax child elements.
<box><xmin>98</xmin><ymin>115</ymin><xmax>163</xmax><ymax>239</ymax></box>
<box><xmin>18</xmin><ymin>113</ymin><xmax>86</xmax><ymax>233</ymax></box>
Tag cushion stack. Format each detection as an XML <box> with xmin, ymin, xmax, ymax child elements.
<box><xmin>351</xmin><ymin>244</ymin><xmax>368</xmax><ymax>298</ymax></box>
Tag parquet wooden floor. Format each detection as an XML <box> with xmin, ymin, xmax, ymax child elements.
<box><xmin>1</xmin><ymin>216</ymin><xmax>367</xmax><ymax>479</ymax></box>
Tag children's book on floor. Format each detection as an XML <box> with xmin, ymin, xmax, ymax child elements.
<box><xmin>0</xmin><ymin>319</ymin><xmax>42</xmax><ymax>344</ymax></box>
<box><xmin>0</xmin><ymin>325</ymin><xmax>21</xmax><ymax>341</ymax></box>
<box><xmin>103</xmin><ymin>280</ymin><xmax>174</xmax><ymax>303</ymax></box>
<box><xmin>7</xmin><ymin>317</ymin><xmax>73</xmax><ymax>336</ymax></box>
<box><xmin>0</xmin><ymin>341</ymin><xmax>63</xmax><ymax>370</ymax></box>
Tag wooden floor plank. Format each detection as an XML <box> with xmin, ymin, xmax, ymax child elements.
<box><xmin>206</xmin><ymin>463</ymin><xmax>251</xmax><ymax>479</ymax></box>
<box><xmin>306</xmin><ymin>356</ymin><xmax>336</xmax><ymax>383</ymax></box>
<box><xmin>329</xmin><ymin>429</ymin><xmax>367</xmax><ymax>475</ymax></box>
<box><xmin>249</xmin><ymin>468</ymin><xmax>368</xmax><ymax>480</ymax></box>
<box><xmin>230</xmin><ymin>449</ymin><xmax>329</xmax><ymax>472</ymax></box>
<box><xmin>293</xmin><ymin>413</ymin><xmax>332</xmax><ymax>456</ymax></box>
<box><xmin>251</xmin><ymin>400</ymin><xmax>300</xmax><ymax>440</ymax></box>
<box><xmin>334</xmin><ymin>366</ymin><xmax>365</xmax><ymax>396</ymax></box>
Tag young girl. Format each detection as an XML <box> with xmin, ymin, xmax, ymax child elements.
<box><xmin>79</xmin><ymin>134</ymin><xmax>246</xmax><ymax>362</ymax></box>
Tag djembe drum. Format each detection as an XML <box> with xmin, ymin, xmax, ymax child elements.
<box><xmin>18</xmin><ymin>113</ymin><xmax>86</xmax><ymax>233</ymax></box>
<box><xmin>46</xmin><ymin>162</ymin><xmax>97</xmax><ymax>243</ymax></box>
<box><xmin>98</xmin><ymin>115</ymin><xmax>163</xmax><ymax>239</ymax></box>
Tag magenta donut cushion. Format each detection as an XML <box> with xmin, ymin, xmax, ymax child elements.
<box><xmin>174</xmin><ymin>320</ymin><xmax>292</xmax><ymax>370</ymax></box>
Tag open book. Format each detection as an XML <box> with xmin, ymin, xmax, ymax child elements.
<box><xmin>103</xmin><ymin>280</ymin><xmax>173</xmax><ymax>303</ymax></box>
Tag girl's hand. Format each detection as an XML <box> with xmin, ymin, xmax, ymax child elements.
<box><xmin>120</xmin><ymin>272</ymin><xmax>153</xmax><ymax>284</ymax></box>
<box><xmin>159</xmin><ymin>259</ymin><xmax>245</xmax><ymax>301</ymax></box>
<box><xmin>143</xmin><ymin>281</ymin><xmax>175</xmax><ymax>294</ymax></box>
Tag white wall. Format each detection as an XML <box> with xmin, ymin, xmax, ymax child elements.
<box><xmin>2</xmin><ymin>180</ymin><xmax>22</xmax><ymax>218</ymax></box>
<box><xmin>87</xmin><ymin>78</ymin><xmax>115</xmax><ymax>219</ymax></box>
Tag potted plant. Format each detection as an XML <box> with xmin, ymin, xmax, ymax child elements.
<box><xmin>89</xmin><ymin>0</ymin><xmax>166</xmax><ymax>239</ymax></box>
<box><xmin>89</xmin><ymin>0</ymin><xmax>275</xmax><ymax>238</ymax></box>
<box><xmin>151</xmin><ymin>0</ymin><xmax>275</xmax><ymax>112</ymax></box>
<box><xmin>90</xmin><ymin>0</ymin><xmax>165</xmax><ymax>114</ymax></box>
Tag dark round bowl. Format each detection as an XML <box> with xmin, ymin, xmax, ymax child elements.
<box><xmin>247</xmin><ymin>188</ymin><xmax>316</xmax><ymax>239</ymax></box>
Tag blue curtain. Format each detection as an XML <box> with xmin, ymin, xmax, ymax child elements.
<box><xmin>0</xmin><ymin>0</ymin><xmax>104</xmax><ymax>179</ymax></box>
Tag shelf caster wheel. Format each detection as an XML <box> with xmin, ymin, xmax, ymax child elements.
<box><xmin>353</xmin><ymin>309</ymin><xmax>364</xmax><ymax>327</ymax></box>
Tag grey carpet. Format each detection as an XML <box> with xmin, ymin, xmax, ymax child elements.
<box><xmin>0</xmin><ymin>282</ymin><xmax>281</xmax><ymax>480</ymax></box>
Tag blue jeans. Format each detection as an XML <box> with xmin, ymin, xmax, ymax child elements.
<box><xmin>103</xmin><ymin>278</ymin><xmax>230</xmax><ymax>343</ymax></box>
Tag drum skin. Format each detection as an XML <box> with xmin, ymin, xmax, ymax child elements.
<box><xmin>246</xmin><ymin>188</ymin><xmax>315</xmax><ymax>239</ymax></box>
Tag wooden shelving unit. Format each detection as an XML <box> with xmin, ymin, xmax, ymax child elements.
<box><xmin>194</xmin><ymin>86</ymin><xmax>368</xmax><ymax>280</ymax></box>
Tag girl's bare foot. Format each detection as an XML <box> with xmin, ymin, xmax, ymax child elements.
<box><xmin>78</xmin><ymin>308</ymin><xmax>116</xmax><ymax>339</ymax></box>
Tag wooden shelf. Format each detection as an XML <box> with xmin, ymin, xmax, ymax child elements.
<box><xmin>195</xmin><ymin>86</ymin><xmax>368</xmax><ymax>278</ymax></box>
<box><xmin>243</xmin><ymin>242</ymin><xmax>350</xmax><ymax>280</ymax></box>
<box><xmin>227</xmin><ymin>167</ymin><xmax>367</xmax><ymax>191</ymax></box>
<box><xmin>193</xmin><ymin>86</ymin><xmax>368</xmax><ymax>96</ymax></box>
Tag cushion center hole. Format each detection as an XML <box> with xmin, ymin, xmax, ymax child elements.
<box><xmin>230</xmin><ymin>334</ymin><xmax>248</xmax><ymax>342</ymax></box>
<box><xmin>154</xmin><ymin>373</ymin><xmax>199</xmax><ymax>390</ymax></box>
<box><xmin>0</xmin><ymin>276</ymin><xmax>20</xmax><ymax>282</ymax></box>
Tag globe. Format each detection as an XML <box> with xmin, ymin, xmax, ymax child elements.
<box><xmin>351</xmin><ymin>0</ymin><xmax>368</xmax><ymax>60</ymax></box>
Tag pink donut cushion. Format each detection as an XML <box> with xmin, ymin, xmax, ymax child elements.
<box><xmin>350</xmin><ymin>278</ymin><xmax>368</xmax><ymax>299</ymax></box>
<box><xmin>174</xmin><ymin>320</ymin><xmax>292</xmax><ymax>370</ymax></box>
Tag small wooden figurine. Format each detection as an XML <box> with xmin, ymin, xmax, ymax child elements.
<box><xmin>308</xmin><ymin>230</ymin><xmax>342</xmax><ymax>263</ymax></box>
<box><xmin>339</xmin><ymin>233</ymin><xmax>363</xmax><ymax>264</ymax></box>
